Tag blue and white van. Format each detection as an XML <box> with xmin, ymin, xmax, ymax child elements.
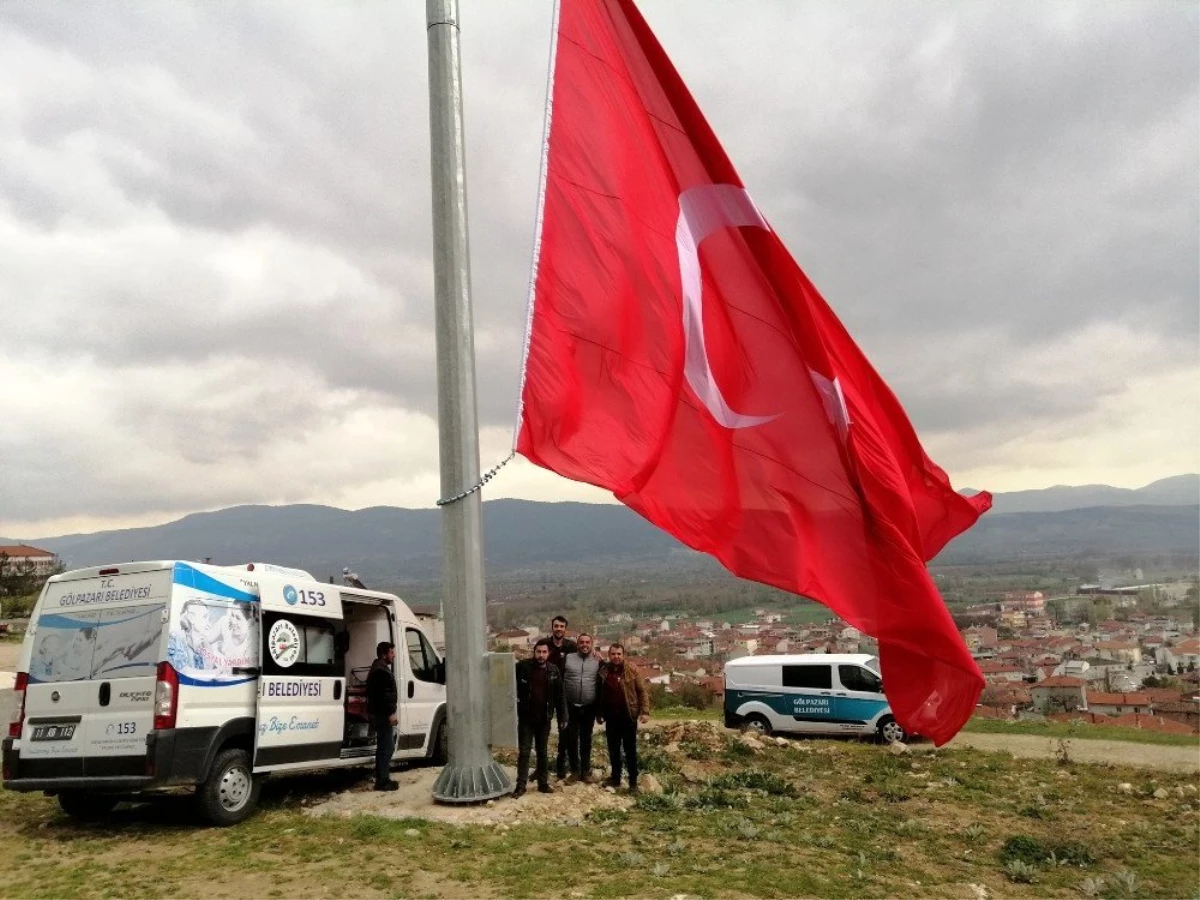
<box><xmin>723</xmin><ymin>653</ymin><xmax>908</xmax><ymax>743</ymax></box>
<box><xmin>3</xmin><ymin>561</ymin><xmax>447</xmax><ymax>825</ymax></box>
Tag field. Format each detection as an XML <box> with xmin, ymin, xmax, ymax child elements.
<box><xmin>0</xmin><ymin>723</ymin><xmax>1196</xmax><ymax>900</ymax></box>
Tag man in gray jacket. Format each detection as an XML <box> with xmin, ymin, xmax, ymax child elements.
<box><xmin>559</xmin><ymin>633</ymin><xmax>601</xmax><ymax>782</ymax></box>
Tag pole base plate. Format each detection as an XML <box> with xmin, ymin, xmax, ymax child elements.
<box><xmin>432</xmin><ymin>760</ymin><xmax>512</xmax><ymax>804</ymax></box>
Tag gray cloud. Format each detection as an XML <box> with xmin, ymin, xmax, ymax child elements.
<box><xmin>0</xmin><ymin>0</ymin><xmax>1196</xmax><ymax>532</ymax></box>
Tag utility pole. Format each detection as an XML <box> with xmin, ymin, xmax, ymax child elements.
<box><xmin>426</xmin><ymin>0</ymin><xmax>510</xmax><ymax>803</ymax></box>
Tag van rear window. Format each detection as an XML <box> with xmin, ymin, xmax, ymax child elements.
<box><xmin>31</xmin><ymin>605</ymin><xmax>166</xmax><ymax>683</ymax></box>
<box><xmin>782</xmin><ymin>664</ymin><xmax>832</xmax><ymax>690</ymax></box>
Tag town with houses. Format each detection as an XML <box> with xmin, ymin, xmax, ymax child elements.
<box><xmin>5</xmin><ymin>542</ymin><xmax>1198</xmax><ymax>736</ymax></box>
<box><xmin>488</xmin><ymin>583</ymin><xmax>1200</xmax><ymax>736</ymax></box>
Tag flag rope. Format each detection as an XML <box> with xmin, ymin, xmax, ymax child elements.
<box><xmin>511</xmin><ymin>0</ymin><xmax>562</xmax><ymax>450</ymax></box>
<box><xmin>439</xmin><ymin>3</ymin><xmax>560</xmax><ymax>508</ymax></box>
<box><xmin>435</xmin><ymin>451</ymin><xmax>516</xmax><ymax>507</ymax></box>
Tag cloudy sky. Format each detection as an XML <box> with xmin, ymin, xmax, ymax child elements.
<box><xmin>1</xmin><ymin>0</ymin><xmax>1196</xmax><ymax>539</ymax></box>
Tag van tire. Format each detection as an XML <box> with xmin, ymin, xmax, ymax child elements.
<box><xmin>877</xmin><ymin>716</ymin><xmax>907</xmax><ymax>745</ymax></box>
<box><xmin>197</xmin><ymin>748</ymin><xmax>260</xmax><ymax>826</ymax></box>
<box><xmin>742</xmin><ymin>714</ymin><xmax>772</xmax><ymax>737</ymax></box>
<box><xmin>58</xmin><ymin>792</ymin><xmax>118</xmax><ymax>822</ymax></box>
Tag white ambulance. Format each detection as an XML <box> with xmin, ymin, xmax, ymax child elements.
<box><xmin>3</xmin><ymin>561</ymin><xmax>447</xmax><ymax>825</ymax></box>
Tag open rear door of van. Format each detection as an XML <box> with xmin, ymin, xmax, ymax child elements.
<box><xmin>253</xmin><ymin>575</ymin><xmax>346</xmax><ymax>771</ymax></box>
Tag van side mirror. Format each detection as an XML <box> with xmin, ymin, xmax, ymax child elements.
<box><xmin>436</xmin><ymin>660</ymin><xmax>446</xmax><ymax>685</ymax></box>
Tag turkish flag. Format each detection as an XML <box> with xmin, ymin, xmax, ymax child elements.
<box><xmin>516</xmin><ymin>0</ymin><xmax>992</xmax><ymax>744</ymax></box>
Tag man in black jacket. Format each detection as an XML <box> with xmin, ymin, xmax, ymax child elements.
<box><xmin>513</xmin><ymin>638</ymin><xmax>568</xmax><ymax>796</ymax></box>
<box><xmin>543</xmin><ymin>616</ymin><xmax>577</xmax><ymax>780</ymax></box>
<box><xmin>366</xmin><ymin>641</ymin><xmax>399</xmax><ymax>791</ymax></box>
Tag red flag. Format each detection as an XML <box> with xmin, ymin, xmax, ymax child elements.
<box><xmin>515</xmin><ymin>0</ymin><xmax>992</xmax><ymax>744</ymax></box>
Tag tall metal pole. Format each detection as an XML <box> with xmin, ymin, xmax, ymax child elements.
<box><xmin>427</xmin><ymin>0</ymin><xmax>510</xmax><ymax>803</ymax></box>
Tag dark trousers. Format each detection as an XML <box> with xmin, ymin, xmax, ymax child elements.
<box><xmin>372</xmin><ymin>716</ymin><xmax>394</xmax><ymax>786</ymax></box>
<box><xmin>516</xmin><ymin>717</ymin><xmax>551</xmax><ymax>788</ymax></box>
<box><xmin>563</xmin><ymin>703</ymin><xmax>596</xmax><ymax>777</ymax></box>
<box><xmin>605</xmin><ymin>714</ymin><xmax>638</xmax><ymax>787</ymax></box>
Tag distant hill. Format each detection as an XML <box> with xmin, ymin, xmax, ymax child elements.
<box><xmin>967</xmin><ymin>474</ymin><xmax>1198</xmax><ymax>514</ymax></box>
<box><xmin>34</xmin><ymin>501</ymin><xmax>687</xmax><ymax>583</ymax></box>
<box><xmin>931</xmin><ymin>504</ymin><xmax>1198</xmax><ymax>564</ymax></box>
<box><xmin>27</xmin><ymin>494</ymin><xmax>1199</xmax><ymax>584</ymax></box>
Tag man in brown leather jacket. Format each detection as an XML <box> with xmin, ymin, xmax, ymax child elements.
<box><xmin>596</xmin><ymin>643</ymin><xmax>649</xmax><ymax>793</ymax></box>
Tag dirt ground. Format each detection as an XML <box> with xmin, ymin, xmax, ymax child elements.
<box><xmin>0</xmin><ymin>642</ymin><xmax>18</xmax><ymax>690</ymax></box>
<box><xmin>305</xmin><ymin>764</ymin><xmax>633</xmax><ymax>825</ymax></box>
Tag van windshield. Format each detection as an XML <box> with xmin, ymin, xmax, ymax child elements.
<box><xmin>30</xmin><ymin>605</ymin><xmax>166</xmax><ymax>683</ymax></box>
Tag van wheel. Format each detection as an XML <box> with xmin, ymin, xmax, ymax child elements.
<box><xmin>431</xmin><ymin>722</ymin><xmax>448</xmax><ymax>765</ymax></box>
<box><xmin>877</xmin><ymin>716</ymin><xmax>907</xmax><ymax>744</ymax></box>
<box><xmin>58</xmin><ymin>792</ymin><xmax>118</xmax><ymax>822</ymax></box>
<box><xmin>198</xmin><ymin>748</ymin><xmax>260</xmax><ymax>826</ymax></box>
<box><xmin>742</xmin><ymin>714</ymin><xmax>772</xmax><ymax>737</ymax></box>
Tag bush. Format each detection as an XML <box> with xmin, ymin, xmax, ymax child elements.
<box><xmin>648</xmin><ymin>683</ymin><xmax>670</xmax><ymax>709</ymax></box>
<box><xmin>672</xmin><ymin>682</ymin><xmax>714</xmax><ymax>710</ymax></box>
<box><xmin>634</xmin><ymin>791</ymin><xmax>682</xmax><ymax>812</ymax></box>
<box><xmin>1005</xmin><ymin>860</ymin><xmax>1037</xmax><ymax>884</ymax></box>
<box><xmin>710</xmin><ymin>769</ymin><xmax>797</xmax><ymax>797</ymax></box>
<box><xmin>636</xmin><ymin>743</ymin><xmax>678</xmax><ymax>775</ymax></box>
<box><xmin>721</xmin><ymin>739</ymin><xmax>755</xmax><ymax>762</ymax></box>
<box><xmin>999</xmin><ymin>835</ymin><xmax>1096</xmax><ymax>868</ymax></box>
<box><xmin>1</xmin><ymin>593</ymin><xmax>37</xmax><ymax>619</ymax></box>
<box><xmin>1000</xmin><ymin>835</ymin><xmax>1050</xmax><ymax>866</ymax></box>
<box><xmin>685</xmin><ymin>787</ymin><xmax>749</xmax><ymax>810</ymax></box>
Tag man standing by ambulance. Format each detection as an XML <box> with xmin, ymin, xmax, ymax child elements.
<box><xmin>367</xmin><ymin>641</ymin><xmax>399</xmax><ymax>792</ymax></box>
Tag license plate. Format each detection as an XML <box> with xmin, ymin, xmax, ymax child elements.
<box><xmin>31</xmin><ymin>724</ymin><xmax>76</xmax><ymax>742</ymax></box>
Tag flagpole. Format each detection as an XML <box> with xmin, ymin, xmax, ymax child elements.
<box><xmin>426</xmin><ymin>0</ymin><xmax>510</xmax><ymax>803</ymax></box>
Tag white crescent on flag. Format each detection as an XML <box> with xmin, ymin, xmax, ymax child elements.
<box><xmin>676</xmin><ymin>185</ymin><xmax>779</xmax><ymax>429</ymax></box>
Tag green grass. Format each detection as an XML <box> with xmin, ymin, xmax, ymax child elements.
<box><xmin>962</xmin><ymin>716</ymin><xmax>1200</xmax><ymax>747</ymax></box>
<box><xmin>0</xmin><ymin>735</ymin><xmax>1194</xmax><ymax>899</ymax></box>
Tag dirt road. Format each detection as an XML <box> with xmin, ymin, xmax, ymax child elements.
<box><xmin>944</xmin><ymin>731</ymin><xmax>1198</xmax><ymax>773</ymax></box>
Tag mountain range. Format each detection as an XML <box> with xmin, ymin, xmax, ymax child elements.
<box><xmin>6</xmin><ymin>475</ymin><xmax>1196</xmax><ymax>583</ymax></box>
<box><xmin>966</xmin><ymin>473</ymin><xmax>1198</xmax><ymax>514</ymax></box>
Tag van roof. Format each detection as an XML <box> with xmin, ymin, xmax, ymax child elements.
<box><xmin>725</xmin><ymin>653</ymin><xmax>875</xmax><ymax>668</ymax></box>
<box><xmin>49</xmin><ymin>560</ymin><xmax>317</xmax><ymax>583</ymax></box>
<box><xmin>49</xmin><ymin>561</ymin><xmax>178</xmax><ymax>582</ymax></box>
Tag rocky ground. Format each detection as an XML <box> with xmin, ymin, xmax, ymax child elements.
<box><xmin>304</xmin><ymin>718</ymin><xmax>1198</xmax><ymax>827</ymax></box>
<box><xmin>304</xmin><ymin>721</ymin><xmax>780</xmax><ymax>824</ymax></box>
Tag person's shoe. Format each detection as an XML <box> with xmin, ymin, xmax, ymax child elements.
<box><xmin>605</xmin><ymin>777</ymin><xmax>621</xmax><ymax>789</ymax></box>
<box><xmin>373</xmin><ymin>781</ymin><xmax>399</xmax><ymax>792</ymax></box>
<box><xmin>512</xmin><ymin>785</ymin><xmax>525</xmax><ymax>798</ymax></box>
<box><xmin>537</xmin><ymin>783</ymin><xmax>553</xmax><ymax>793</ymax></box>
<box><xmin>562</xmin><ymin>773</ymin><xmax>577</xmax><ymax>785</ymax></box>
<box><xmin>581</xmin><ymin>772</ymin><xmax>595</xmax><ymax>784</ymax></box>
<box><xmin>628</xmin><ymin>782</ymin><xmax>640</xmax><ymax>795</ymax></box>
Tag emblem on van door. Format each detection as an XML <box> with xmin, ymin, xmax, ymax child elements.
<box><xmin>268</xmin><ymin>619</ymin><xmax>301</xmax><ymax>668</ymax></box>
<box><xmin>51</xmin><ymin>691</ymin><xmax>60</xmax><ymax>703</ymax></box>
<box><xmin>282</xmin><ymin>584</ymin><xmax>299</xmax><ymax>605</ymax></box>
